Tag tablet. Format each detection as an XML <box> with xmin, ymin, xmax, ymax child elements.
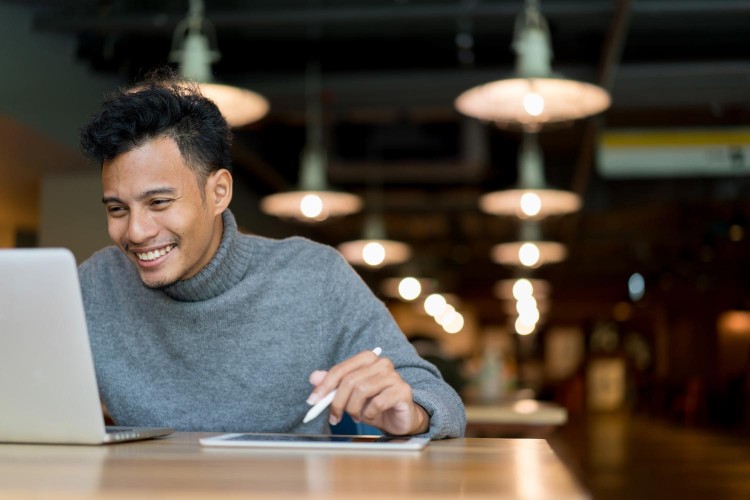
<box><xmin>199</xmin><ymin>433</ymin><xmax>430</xmax><ymax>451</ymax></box>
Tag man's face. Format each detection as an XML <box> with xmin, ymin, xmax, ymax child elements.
<box><xmin>101</xmin><ymin>136</ymin><xmax>229</xmax><ymax>288</ymax></box>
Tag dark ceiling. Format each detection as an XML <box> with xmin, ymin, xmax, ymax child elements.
<box><xmin>23</xmin><ymin>0</ymin><xmax>750</xmax><ymax>330</ymax></box>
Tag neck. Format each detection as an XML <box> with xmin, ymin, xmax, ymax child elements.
<box><xmin>160</xmin><ymin>210</ymin><xmax>253</xmax><ymax>302</ymax></box>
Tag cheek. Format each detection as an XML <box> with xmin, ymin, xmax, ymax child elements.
<box><xmin>106</xmin><ymin>219</ymin><xmax>125</xmax><ymax>244</ymax></box>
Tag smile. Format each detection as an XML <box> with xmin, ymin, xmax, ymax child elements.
<box><xmin>135</xmin><ymin>245</ymin><xmax>175</xmax><ymax>262</ymax></box>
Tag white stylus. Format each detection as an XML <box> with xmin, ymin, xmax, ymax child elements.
<box><xmin>302</xmin><ymin>347</ymin><xmax>382</xmax><ymax>424</ymax></box>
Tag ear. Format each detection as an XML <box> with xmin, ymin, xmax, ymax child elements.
<box><xmin>207</xmin><ymin>169</ymin><xmax>233</xmax><ymax>215</ymax></box>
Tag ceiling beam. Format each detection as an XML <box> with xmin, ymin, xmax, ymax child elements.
<box><xmin>32</xmin><ymin>1</ymin><xmax>750</xmax><ymax>34</ymax></box>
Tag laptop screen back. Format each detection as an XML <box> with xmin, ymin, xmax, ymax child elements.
<box><xmin>0</xmin><ymin>248</ymin><xmax>108</xmax><ymax>444</ymax></box>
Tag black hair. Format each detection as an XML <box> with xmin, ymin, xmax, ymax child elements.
<box><xmin>79</xmin><ymin>70</ymin><xmax>233</xmax><ymax>187</ymax></box>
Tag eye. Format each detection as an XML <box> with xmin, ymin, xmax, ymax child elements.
<box><xmin>151</xmin><ymin>198</ymin><xmax>174</xmax><ymax>209</ymax></box>
<box><xmin>105</xmin><ymin>205</ymin><xmax>127</xmax><ymax>217</ymax></box>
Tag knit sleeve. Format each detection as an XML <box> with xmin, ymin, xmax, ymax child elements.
<box><xmin>318</xmin><ymin>246</ymin><xmax>466</xmax><ymax>439</ymax></box>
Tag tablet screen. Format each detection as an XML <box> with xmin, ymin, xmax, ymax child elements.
<box><xmin>199</xmin><ymin>433</ymin><xmax>430</xmax><ymax>451</ymax></box>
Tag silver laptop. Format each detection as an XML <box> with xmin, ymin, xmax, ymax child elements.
<box><xmin>0</xmin><ymin>248</ymin><xmax>173</xmax><ymax>444</ymax></box>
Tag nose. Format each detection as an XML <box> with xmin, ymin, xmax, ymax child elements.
<box><xmin>126</xmin><ymin>208</ymin><xmax>158</xmax><ymax>245</ymax></box>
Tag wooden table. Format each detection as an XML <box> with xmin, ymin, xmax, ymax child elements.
<box><xmin>465</xmin><ymin>401</ymin><xmax>569</xmax><ymax>438</ymax></box>
<box><xmin>0</xmin><ymin>433</ymin><xmax>589</xmax><ymax>499</ymax></box>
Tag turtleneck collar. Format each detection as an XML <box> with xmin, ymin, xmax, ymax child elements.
<box><xmin>161</xmin><ymin>210</ymin><xmax>253</xmax><ymax>302</ymax></box>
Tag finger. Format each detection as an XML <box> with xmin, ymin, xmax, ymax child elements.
<box><xmin>308</xmin><ymin>370</ymin><xmax>327</xmax><ymax>386</ymax></box>
<box><xmin>326</xmin><ymin>359</ymin><xmax>387</xmax><ymax>425</ymax></box>
<box><xmin>354</xmin><ymin>361</ymin><xmax>410</xmax><ymax>420</ymax></box>
<box><xmin>337</xmin><ymin>358</ymin><xmax>408</xmax><ymax>422</ymax></box>
<box><xmin>326</xmin><ymin>356</ymin><xmax>394</xmax><ymax>426</ymax></box>
<box><xmin>360</xmin><ymin>387</ymin><xmax>417</xmax><ymax>436</ymax></box>
<box><xmin>339</xmin><ymin>358</ymin><xmax>402</xmax><ymax>416</ymax></box>
<box><xmin>359</xmin><ymin>382</ymin><xmax>412</xmax><ymax>423</ymax></box>
<box><xmin>306</xmin><ymin>350</ymin><xmax>380</xmax><ymax>405</ymax></box>
<box><xmin>332</xmin><ymin>361</ymin><xmax>394</xmax><ymax>421</ymax></box>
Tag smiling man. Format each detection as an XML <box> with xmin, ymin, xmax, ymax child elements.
<box><xmin>100</xmin><ymin>135</ymin><xmax>230</xmax><ymax>288</ymax></box>
<box><xmin>77</xmin><ymin>76</ymin><xmax>465</xmax><ymax>439</ymax></box>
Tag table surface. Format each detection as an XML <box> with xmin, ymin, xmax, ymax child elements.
<box><xmin>0</xmin><ymin>433</ymin><xmax>589</xmax><ymax>499</ymax></box>
<box><xmin>465</xmin><ymin>401</ymin><xmax>569</xmax><ymax>426</ymax></box>
<box><xmin>463</xmin><ymin>401</ymin><xmax>569</xmax><ymax>439</ymax></box>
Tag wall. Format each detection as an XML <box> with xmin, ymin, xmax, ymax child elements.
<box><xmin>0</xmin><ymin>3</ymin><xmax>120</xmax><ymax>149</ymax></box>
<box><xmin>39</xmin><ymin>173</ymin><xmax>111</xmax><ymax>263</ymax></box>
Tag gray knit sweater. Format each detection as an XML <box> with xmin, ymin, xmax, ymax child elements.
<box><xmin>78</xmin><ymin>210</ymin><xmax>465</xmax><ymax>438</ymax></box>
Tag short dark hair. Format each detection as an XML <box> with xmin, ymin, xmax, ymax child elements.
<box><xmin>80</xmin><ymin>71</ymin><xmax>233</xmax><ymax>186</ymax></box>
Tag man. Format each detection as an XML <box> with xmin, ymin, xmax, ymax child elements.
<box><xmin>78</xmin><ymin>76</ymin><xmax>465</xmax><ymax>439</ymax></box>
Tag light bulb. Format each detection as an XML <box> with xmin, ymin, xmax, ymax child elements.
<box><xmin>512</xmin><ymin>279</ymin><xmax>533</xmax><ymax>299</ymax></box>
<box><xmin>436</xmin><ymin>304</ymin><xmax>457</xmax><ymax>326</ymax></box>
<box><xmin>515</xmin><ymin>317</ymin><xmax>536</xmax><ymax>335</ymax></box>
<box><xmin>299</xmin><ymin>194</ymin><xmax>324</xmax><ymax>219</ymax></box>
<box><xmin>516</xmin><ymin>296</ymin><xmax>538</xmax><ymax>316</ymax></box>
<box><xmin>519</xmin><ymin>243</ymin><xmax>541</xmax><ymax>267</ymax></box>
<box><xmin>398</xmin><ymin>277</ymin><xmax>422</xmax><ymax>301</ymax></box>
<box><xmin>362</xmin><ymin>242</ymin><xmax>386</xmax><ymax>267</ymax></box>
<box><xmin>443</xmin><ymin>312</ymin><xmax>464</xmax><ymax>334</ymax></box>
<box><xmin>518</xmin><ymin>306</ymin><xmax>540</xmax><ymax>325</ymax></box>
<box><xmin>522</xmin><ymin>92</ymin><xmax>545</xmax><ymax>117</ymax></box>
<box><xmin>519</xmin><ymin>192</ymin><xmax>542</xmax><ymax>218</ymax></box>
<box><xmin>424</xmin><ymin>294</ymin><xmax>447</xmax><ymax>317</ymax></box>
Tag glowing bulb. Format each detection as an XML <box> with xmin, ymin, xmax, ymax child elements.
<box><xmin>436</xmin><ymin>304</ymin><xmax>457</xmax><ymax>326</ymax></box>
<box><xmin>515</xmin><ymin>317</ymin><xmax>536</xmax><ymax>335</ymax></box>
<box><xmin>299</xmin><ymin>194</ymin><xmax>324</xmax><ymax>219</ymax></box>
<box><xmin>424</xmin><ymin>294</ymin><xmax>447</xmax><ymax>317</ymax></box>
<box><xmin>519</xmin><ymin>192</ymin><xmax>542</xmax><ymax>218</ymax></box>
<box><xmin>523</xmin><ymin>92</ymin><xmax>545</xmax><ymax>117</ymax></box>
<box><xmin>518</xmin><ymin>306</ymin><xmax>540</xmax><ymax>325</ymax></box>
<box><xmin>362</xmin><ymin>242</ymin><xmax>386</xmax><ymax>267</ymax></box>
<box><xmin>512</xmin><ymin>279</ymin><xmax>533</xmax><ymax>299</ymax></box>
<box><xmin>398</xmin><ymin>277</ymin><xmax>422</xmax><ymax>301</ymax></box>
<box><xmin>516</xmin><ymin>296</ymin><xmax>538</xmax><ymax>316</ymax></box>
<box><xmin>519</xmin><ymin>243</ymin><xmax>541</xmax><ymax>267</ymax></box>
<box><xmin>443</xmin><ymin>312</ymin><xmax>464</xmax><ymax>334</ymax></box>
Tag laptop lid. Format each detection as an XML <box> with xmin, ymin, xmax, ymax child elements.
<box><xmin>0</xmin><ymin>248</ymin><xmax>171</xmax><ymax>444</ymax></box>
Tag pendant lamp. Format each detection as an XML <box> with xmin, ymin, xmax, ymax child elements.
<box><xmin>455</xmin><ymin>0</ymin><xmax>610</xmax><ymax>131</ymax></box>
<box><xmin>494</xmin><ymin>277</ymin><xmax>551</xmax><ymax>301</ymax></box>
<box><xmin>170</xmin><ymin>0</ymin><xmax>268</xmax><ymax>127</ymax></box>
<box><xmin>479</xmin><ymin>132</ymin><xmax>581</xmax><ymax>218</ymax></box>
<box><xmin>491</xmin><ymin>220</ymin><xmax>567</xmax><ymax>268</ymax></box>
<box><xmin>380</xmin><ymin>276</ymin><xmax>433</xmax><ymax>301</ymax></box>
<box><xmin>260</xmin><ymin>61</ymin><xmax>363</xmax><ymax>222</ymax></box>
<box><xmin>338</xmin><ymin>213</ymin><xmax>411</xmax><ymax>268</ymax></box>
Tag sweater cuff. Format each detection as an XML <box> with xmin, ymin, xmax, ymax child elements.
<box><xmin>411</xmin><ymin>390</ymin><xmax>466</xmax><ymax>440</ymax></box>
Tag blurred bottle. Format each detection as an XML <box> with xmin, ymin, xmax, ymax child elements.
<box><xmin>477</xmin><ymin>345</ymin><xmax>505</xmax><ymax>403</ymax></box>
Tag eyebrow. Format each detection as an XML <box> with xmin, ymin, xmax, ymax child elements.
<box><xmin>102</xmin><ymin>187</ymin><xmax>177</xmax><ymax>205</ymax></box>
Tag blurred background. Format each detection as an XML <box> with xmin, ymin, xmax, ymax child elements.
<box><xmin>2</xmin><ymin>0</ymin><xmax>750</xmax><ymax>496</ymax></box>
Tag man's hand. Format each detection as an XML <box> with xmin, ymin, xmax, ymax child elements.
<box><xmin>307</xmin><ymin>350</ymin><xmax>430</xmax><ymax>436</ymax></box>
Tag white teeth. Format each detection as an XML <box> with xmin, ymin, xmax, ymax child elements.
<box><xmin>136</xmin><ymin>245</ymin><xmax>174</xmax><ymax>262</ymax></box>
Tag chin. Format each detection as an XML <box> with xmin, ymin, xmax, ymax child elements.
<box><xmin>141</xmin><ymin>279</ymin><xmax>173</xmax><ymax>289</ymax></box>
<box><xmin>138</xmin><ymin>271</ymin><xmax>178</xmax><ymax>289</ymax></box>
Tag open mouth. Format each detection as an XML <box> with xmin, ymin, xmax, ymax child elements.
<box><xmin>135</xmin><ymin>244</ymin><xmax>175</xmax><ymax>262</ymax></box>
